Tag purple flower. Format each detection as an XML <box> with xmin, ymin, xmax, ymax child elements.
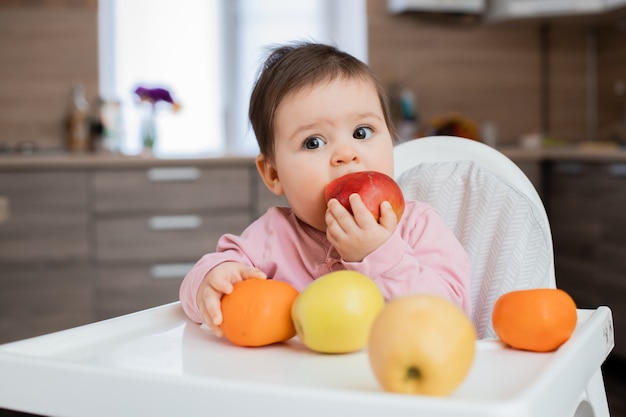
<box><xmin>134</xmin><ymin>86</ymin><xmax>181</xmax><ymax>111</ymax></box>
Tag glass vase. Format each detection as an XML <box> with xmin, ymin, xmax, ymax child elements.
<box><xmin>141</xmin><ymin>106</ymin><xmax>157</xmax><ymax>155</ymax></box>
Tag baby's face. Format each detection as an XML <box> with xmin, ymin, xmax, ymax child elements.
<box><xmin>270</xmin><ymin>77</ymin><xmax>394</xmax><ymax>231</ymax></box>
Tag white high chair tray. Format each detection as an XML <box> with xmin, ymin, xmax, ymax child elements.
<box><xmin>0</xmin><ymin>303</ymin><xmax>614</xmax><ymax>417</ymax></box>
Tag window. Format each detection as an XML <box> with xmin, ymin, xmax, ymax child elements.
<box><xmin>99</xmin><ymin>0</ymin><xmax>221</xmax><ymax>157</ymax></box>
<box><xmin>99</xmin><ymin>0</ymin><xmax>367</xmax><ymax>157</ymax></box>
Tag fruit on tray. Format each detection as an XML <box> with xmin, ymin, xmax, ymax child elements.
<box><xmin>324</xmin><ymin>171</ymin><xmax>405</xmax><ymax>222</ymax></box>
<box><xmin>291</xmin><ymin>270</ymin><xmax>384</xmax><ymax>354</ymax></box>
<box><xmin>492</xmin><ymin>288</ymin><xmax>577</xmax><ymax>352</ymax></box>
<box><xmin>220</xmin><ymin>278</ymin><xmax>299</xmax><ymax>347</ymax></box>
<box><xmin>368</xmin><ymin>294</ymin><xmax>477</xmax><ymax>396</ymax></box>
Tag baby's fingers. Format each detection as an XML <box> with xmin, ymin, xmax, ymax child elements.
<box><xmin>210</xmin><ymin>278</ymin><xmax>235</xmax><ymax>296</ymax></box>
<box><xmin>207</xmin><ymin>320</ymin><xmax>223</xmax><ymax>338</ymax></box>
<box><xmin>378</xmin><ymin>201</ymin><xmax>398</xmax><ymax>231</ymax></box>
<box><xmin>203</xmin><ymin>294</ymin><xmax>224</xmax><ymax>337</ymax></box>
<box><xmin>241</xmin><ymin>266</ymin><xmax>267</xmax><ymax>280</ymax></box>
<box><xmin>349</xmin><ymin>193</ymin><xmax>377</xmax><ymax>227</ymax></box>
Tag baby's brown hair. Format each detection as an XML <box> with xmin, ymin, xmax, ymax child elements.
<box><xmin>249</xmin><ymin>42</ymin><xmax>396</xmax><ymax>162</ymax></box>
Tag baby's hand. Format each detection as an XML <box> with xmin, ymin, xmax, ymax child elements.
<box><xmin>325</xmin><ymin>193</ymin><xmax>398</xmax><ymax>262</ymax></box>
<box><xmin>196</xmin><ymin>261</ymin><xmax>266</xmax><ymax>337</ymax></box>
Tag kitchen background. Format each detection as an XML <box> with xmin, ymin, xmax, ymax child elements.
<box><xmin>1</xmin><ymin>0</ymin><xmax>625</xmax><ymax>415</ymax></box>
<box><xmin>1</xmin><ymin>0</ymin><xmax>626</xmax><ymax>153</ymax></box>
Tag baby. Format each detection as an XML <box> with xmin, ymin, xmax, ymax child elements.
<box><xmin>180</xmin><ymin>42</ymin><xmax>470</xmax><ymax>336</ymax></box>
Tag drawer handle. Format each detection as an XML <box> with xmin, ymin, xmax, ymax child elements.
<box><xmin>150</xmin><ymin>263</ymin><xmax>195</xmax><ymax>279</ymax></box>
<box><xmin>146</xmin><ymin>167</ymin><xmax>201</xmax><ymax>182</ymax></box>
<box><xmin>148</xmin><ymin>215</ymin><xmax>202</xmax><ymax>230</ymax></box>
<box><xmin>608</xmin><ymin>164</ymin><xmax>626</xmax><ymax>177</ymax></box>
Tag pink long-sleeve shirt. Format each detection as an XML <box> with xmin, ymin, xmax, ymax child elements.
<box><xmin>179</xmin><ymin>200</ymin><xmax>470</xmax><ymax>323</ymax></box>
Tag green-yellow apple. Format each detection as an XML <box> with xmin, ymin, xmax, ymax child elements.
<box><xmin>291</xmin><ymin>270</ymin><xmax>384</xmax><ymax>354</ymax></box>
<box><xmin>368</xmin><ymin>294</ymin><xmax>476</xmax><ymax>396</ymax></box>
<box><xmin>324</xmin><ymin>171</ymin><xmax>405</xmax><ymax>222</ymax></box>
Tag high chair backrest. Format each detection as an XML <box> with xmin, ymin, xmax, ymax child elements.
<box><xmin>394</xmin><ymin>136</ymin><xmax>556</xmax><ymax>339</ymax></box>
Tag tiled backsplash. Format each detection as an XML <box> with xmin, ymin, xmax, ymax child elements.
<box><xmin>368</xmin><ymin>0</ymin><xmax>626</xmax><ymax>145</ymax></box>
<box><xmin>0</xmin><ymin>1</ymin><xmax>625</xmax><ymax>151</ymax></box>
<box><xmin>0</xmin><ymin>1</ymin><xmax>98</xmax><ymax>152</ymax></box>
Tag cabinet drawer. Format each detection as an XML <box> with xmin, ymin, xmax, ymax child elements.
<box><xmin>0</xmin><ymin>264</ymin><xmax>94</xmax><ymax>343</ymax></box>
<box><xmin>553</xmin><ymin>256</ymin><xmax>597</xmax><ymax>309</ymax></box>
<box><xmin>94</xmin><ymin>212</ymin><xmax>249</xmax><ymax>262</ymax></box>
<box><xmin>550</xmin><ymin>220</ymin><xmax>599</xmax><ymax>256</ymax></box>
<box><xmin>93</xmin><ymin>166</ymin><xmax>251</xmax><ymax>213</ymax></box>
<box><xmin>0</xmin><ymin>171</ymin><xmax>89</xmax><ymax>263</ymax></box>
<box><xmin>592</xmin><ymin>266</ymin><xmax>626</xmax><ymax>358</ymax></box>
<box><xmin>548</xmin><ymin>162</ymin><xmax>610</xmax><ymax>203</ymax></box>
<box><xmin>254</xmin><ymin>176</ymin><xmax>288</xmax><ymax>219</ymax></box>
<box><xmin>95</xmin><ymin>264</ymin><xmax>188</xmax><ymax>319</ymax></box>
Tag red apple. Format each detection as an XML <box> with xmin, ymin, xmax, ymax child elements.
<box><xmin>324</xmin><ymin>171</ymin><xmax>405</xmax><ymax>222</ymax></box>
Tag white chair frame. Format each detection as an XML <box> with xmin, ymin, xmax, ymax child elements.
<box><xmin>393</xmin><ymin>135</ymin><xmax>610</xmax><ymax>417</ymax></box>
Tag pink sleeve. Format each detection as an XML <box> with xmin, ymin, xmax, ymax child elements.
<box><xmin>178</xmin><ymin>249</ymin><xmax>250</xmax><ymax>323</ymax></box>
<box><xmin>343</xmin><ymin>201</ymin><xmax>471</xmax><ymax>315</ymax></box>
<box><xmin>178</xmin><ymin>207</ymin><xmax>303</xmax><ymax>323</ymax></box>
<box><xmin>178</xmin><ymin>215</ymin><xmax>271</xmax><ymax>323</ymax></box>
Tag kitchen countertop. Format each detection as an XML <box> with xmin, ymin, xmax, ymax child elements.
<box><xmin>500</xmin><ymin>143</ymin><xmax>626</xmax><ymax>162</ymax></box>
<box><xmin>0</xmin><ymin>152</ymin><xmax>257</xmax><ymax>170</ymax></box>
<box><xmin>2</xmin><ymin>143</ymin><xmax>626</xmax><ymax>170</ymax></box>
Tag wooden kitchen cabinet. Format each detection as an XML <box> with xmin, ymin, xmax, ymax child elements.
<box><xmin>91</xmin><ymin>164</ymin><xmax>255</xmax><ymax>320</ymax></box>
<box><xmin>0</xmin><ymin>170</ymin><xmax>94</xmax><ymax>343</ymax></box>
<box><xmin>254</xmin><ymin>174</ymin><xmax>289</xmax><ymax>218</ymax></box>
<box><xmin>594</xmin><ymin>162</ymin><xmax>626</xmax><ymax>355</ymax></box>
<box><xmin>546</xmin><ymin>161</ymin><xmax>604</xmax><ymax>309</ymax></box>
<box><xmin>92</xmin><ymin>165</ymin><xmax>253</xmax><ymax>262</ymax></box>
<box><xmin>92</xmin><ymin>166</ymin><xmax>250</xmax><ymax>213</ymax></box>
<box><xmin>0</xmin><ymin>171</ymin><xmax>90</xmax><ymax>263</ymax></box>
<box><xmin>546</xmin><ymin>161</ymin><xmax>626</xmax><ymax>357</ymax></box>
<box><xmin>94</xmin><ymin>264</ymin><xmax>190</xmax><ymax>320</ymax></box>
<box><xmin>94</xmin><ymin>212</ymin><xmax>249</xmax><ymax>263</ymax></box>
<box><xmin>0</xmin><ymin>264</ymin><xmax>94</xmax><ymax>344</ymax></box>
<box><xmin>0</xmin><ymin>157</ymin><xmax>286</xmax><ymax>341</ymax></box>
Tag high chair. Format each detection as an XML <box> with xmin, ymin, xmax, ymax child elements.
<box><xmin>0</xmin><ymin>136</ymin><xmax>615</xmax><ymax>417</ymax></box>
<box><xmin>393</xmin><ymin>135</ymin><xmax>612</xmax><ymax>417</ymax></box>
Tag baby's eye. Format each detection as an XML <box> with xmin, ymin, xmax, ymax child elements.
<box><xmin>353</xmin><ymin>126</ymin><xmax>373</xmax><ymax>140</ymax></box>
<box><xmin>303</xmin><ymin>136</ymin><xmax>325</xmax><ymax>150</ymax></box>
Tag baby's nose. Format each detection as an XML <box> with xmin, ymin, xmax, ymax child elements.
<box><xmin>331</xmin><ymin>144</ymin><xmax>360</xmax><ymax>165</ymax></box>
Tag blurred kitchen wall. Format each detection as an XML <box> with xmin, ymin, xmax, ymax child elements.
<box><xmin>597</xmin><ymin>18</ymin><xmax>626</xmax><ymax>141</ymax></box>
<box><xmin>0</xmin><ymin>0</ymin><xmax>624</xmax><ymax>152</ymax></box>
<box><xmin>367</xmin><ymin>0</ymin><xmax>626</xmax><ymax>145</ymax></box>
<box><xmin>0</xmin><ymin>0</ymin><xmax>98</xmax><ymax>153</ymax></box>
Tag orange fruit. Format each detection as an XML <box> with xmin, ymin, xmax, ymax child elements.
<box><xmin>220</xmin><ymin>278</ymin><xmax>299</xmax><ymax>347</ymax></box>
<box><xmin>492</xmin><ymin>288</ymin><xmax>577</xmax><ymax>352</ymax></box>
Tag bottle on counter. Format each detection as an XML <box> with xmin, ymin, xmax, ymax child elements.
<box><xmin>88</xmin><ymin>98</ymin><xmax>105</xmax><ymax>153</ymax></box>
<box><xmin>99</xmin><ymin>98</ymin><xmax>123</xmax><ymax>153</ymax></box>
<box><xmin>65</xmin><ymin>84</ymin><xmax>90</xmax><ymax>152</ymax></box>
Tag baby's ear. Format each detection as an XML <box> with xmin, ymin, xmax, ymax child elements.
<box><xmin>255</xmin><ymin>154</ymin><xmax>284</xmax><ymax>196</ymax></box>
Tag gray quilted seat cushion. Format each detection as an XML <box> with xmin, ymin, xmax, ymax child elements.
<box><xmin>397</xmin><ymin>160</ymin><xmax>553</xmax><ymax>339</ymax></box>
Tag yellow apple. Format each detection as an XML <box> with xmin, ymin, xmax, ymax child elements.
<box><xmin>291</xmin><ymin>270</ymin><xmax>384</xmax><ymax>354</ymax></box>
<box><xmin>368</xmin><ymin>294</ymin><xmax>476</xmax><ymax>396</ymax></box>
